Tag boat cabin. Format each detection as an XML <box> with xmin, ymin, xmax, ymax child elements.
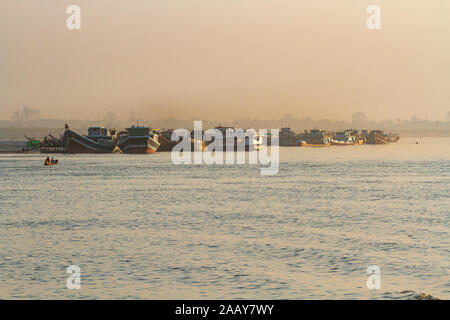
<box><xmin>308</xmin><ymin>129</ymin><xmax>332</xmax><ymax>144</ymax></box>
<box><xmin>88</xmin><ymin>127</ymin><xmax>111</xmax><ymax>137</ymax></box>
<box><xmin>334</xmin><ymin>131</ymin><xmax>356</xmax><ymax>142</ymax></box>
<box><xmin>126</xmin><ymin>126</ymin><xmax>151</xmax><ymax>137</ymax></box>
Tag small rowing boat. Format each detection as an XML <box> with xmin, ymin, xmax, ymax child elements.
<box><xmin>44</xmin><ymin>160</ymin><xmax>59</xmax><ymax>166</ymax></box>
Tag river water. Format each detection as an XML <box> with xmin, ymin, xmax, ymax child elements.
<box><xmin>0</xmin><ymin>137</ymin><xmax>448</xmax><ymax>299</ymax></box>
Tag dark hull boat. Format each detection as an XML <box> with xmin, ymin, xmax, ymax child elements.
<box><xmin>119</xmin><ymin>136</ymin><xmax>160</xmax><ymax>153</ymax></box>
<box><xmin>118</xmin><ymin>126</ymin><xmax>160</xmax><ymax>154</ymax></box>
<box><xmin>299</xmin><ymin>129</ymin><xmax>332</xmax><ymax>147</ymax></box>
<box><xmin>157</xmin><ymin>134</ymin><xmax>178</xmax><ymax>152</ymax></box>
<box><xmin>63</xmin><ymin>125</ymin><xmax>117</xmax><ymax>153</ymax></box>
<box><xmin>156</xmin><ymin>129</ymin><xmax>206</xmax><ymax>152</ymax></box>
<box><xmin>206</xmin><ymin>126</ymin><xmax>262</xmax><ymax>151</ymax></box>
<box><xmin>279</xmin><ymin>128</ymin><xmax>302</xmax><ymax>146</ymax></box>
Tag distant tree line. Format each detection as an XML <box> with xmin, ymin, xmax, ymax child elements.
<box><xmin>1</xmin><ymin>108</ymin><xmax>449</xmax><ymax>139</ymax></box>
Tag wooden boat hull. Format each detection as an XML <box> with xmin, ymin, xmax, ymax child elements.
<box><xmin>158</xmin><ymin>136</ymin><xmax>207</xmax><ymax>152</ymax></box>
<box><xmin>119</xmin><ymin>136</ymin><xmax>160</xmax><ymax>154</ymax></box>
<box><xmin>63</xmin><ymin>129</ymin><xmax>117</xmax><ymax>153</ymax></box>
<box><xmin>300</xmin><ymin>141</ymin><xmax>331</xmax><ymax>147</ymax></box>
<box><xmin>157</xmin><ymin>135</ymin><xmax>178</xmax><ymax>152</ymax></box>
<box><xmin>122</xmin><ymin>146</ymin><xmax>157</xmax><ymax>154</ymax></box>
<box><xmin>331</xmin><ymin>141</ymin><xmax>358</xmax><ymax>146</ymax></box>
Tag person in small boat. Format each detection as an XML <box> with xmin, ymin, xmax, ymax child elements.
<box><xmin>45</xmin><ymin>156</ymin><xmax>50</xmax><ymax>164</ymax></box>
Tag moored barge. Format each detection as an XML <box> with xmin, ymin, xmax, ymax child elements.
<box><xmin>299</xmin><ymin>129</ymin><xmax>332</xmax><ymax>147</ymax></box>
<box><xmin>366</xmin><ymin>130</ymin><xmax>389</xmax><ymax>144</ymax></box>
<box><xmin>63</xmin><ymin>125</ymin><xmax>118</xmax><ymax>153</ymax></box>
<box><xmin>118</xmin><ymin>126</ymin><xmax>160</xmax><ymax>154</ymax></box>
<box><xmin>331</xmin><ymin>130</ymin><xmax>358</xmax><ymax>146</ymax></box>
<box><xmin>207</xmin><ymin>126</ymin><xmax>263</xmax><ymax>151</ymax></box>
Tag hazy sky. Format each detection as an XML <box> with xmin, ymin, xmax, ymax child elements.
<box><xmin>1</xmin><ymin>0</ymin><xmax>449</xmax><ymax>121</ymax></box>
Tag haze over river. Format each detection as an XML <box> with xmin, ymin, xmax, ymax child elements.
<box><xmin>0</xmin><ymin>138</ymin><xmax>448</xmax><ymax>299</ymax></box>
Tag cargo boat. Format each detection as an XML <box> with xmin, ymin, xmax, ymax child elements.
<box><xmin>207</xmin><ymin>126</ymin><xmax>263</xmax><ymax>151</ymax></box>
<box><xmin>331</xmin><ymin>130</ymin><xmax>358</xmax><ymax>146</ymax></box>
<box><xmin>158</xmin><ymin>129</ymin><xmax>206</xmax><ymax>152</ymax></box>
<box><xmin>331</xmin><ymin>140</ymin><xmax>358</xmax><ymax>146</ymax></box>
<box><xmin>367</xmin><ymin>130</ymin><xmax>389</xmax><ymax>144</ymax></box>
<box><xmin>63</xmin><ymin>125</ymin><xmax>118</xmax><ymax>153</ymax></box>
<box><xmin>157</xmin><ymin>130</ymin><xmax>178</xmax><ymax>152</ymax></box>
<box><xmin>280</xmin><ymin>128</ymin><xmax>302</xmax><ymax>146</ymax></box>
<box><xmin>299</xmin><ymin>129</ymin><xmax>332</xmax><ymax>147</ymax></box>
<box><xmin>118</xmin><ymin>126</ymin><xmax>160</xmax><ymax>154</ymax></box>
<box><xmin>39</xmin><ymin>133</ymin><xmax>65</xmax><ymax>153</ymax></box>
